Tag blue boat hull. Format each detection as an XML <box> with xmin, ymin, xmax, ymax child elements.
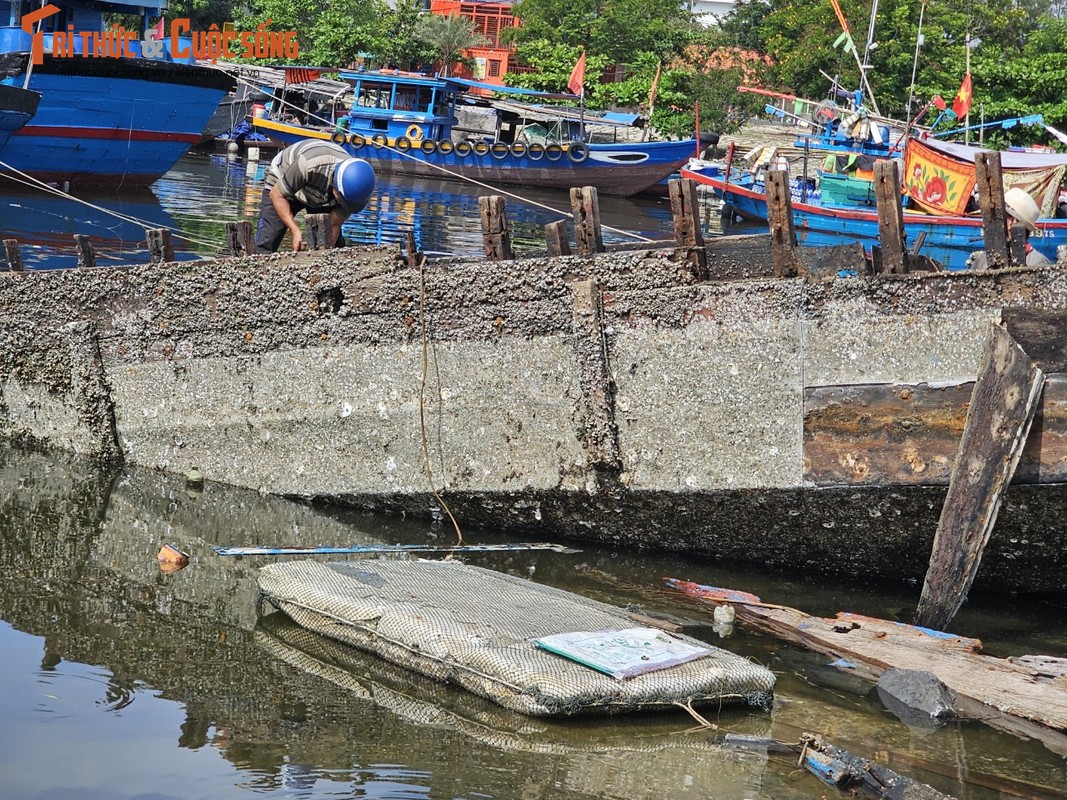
<box><xmin>0</xmin><ymin>55</ymin><xmax>232</xmax><ymax>187</ymax></box>
<box><xmin>256</xmin><ymin>119</ymin><xmax>696</xmax><ymax>197</ymax></box>
<box><xmin>684</xmin><ymin>168</ymin><xmax>1067</xmax><ymax>270</ymax></box>
<box><xmin>0</xmin><ymin>83</ymin><xmax>40</xmax><ymax>153</ymax></box>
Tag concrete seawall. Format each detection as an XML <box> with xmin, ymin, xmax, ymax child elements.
<box><xmin>2</xmin><ymin>244</ymin><xmax>1065</xmax><ymax>591</ymax></box>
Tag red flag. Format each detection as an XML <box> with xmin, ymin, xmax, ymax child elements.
<box><xmin>151</xmin><ymin>16</ymin><xmax>164</xmax><ymax>41</ymax></box>
<box><xmin>952</xmin><ymin>72</ymin><xmax>972</xmax><ymax>118</ymax></box>
<box><xmin>567</xmin><ymin>51</ymin><xmax>586</xmax><ymax>97</ymax></box>
<box><xmin>932</xmin><ymin>95</ymin><xmax>946</xmax><ymax>110</ymax></box>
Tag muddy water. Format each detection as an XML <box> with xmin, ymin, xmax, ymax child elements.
<box><xmin>0</xmin><ymin>444</ymin><xmax>1064</xmax><ymax>800</ymax></box>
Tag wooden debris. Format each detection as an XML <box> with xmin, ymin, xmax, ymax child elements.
<box><xmin>976</xmin><ymin>152</ymin><xmax>1010</xmax><ymax>268</ymax></box>
<box><xmin>544</xmin><ymin>220</ymin><xmax>571</xmax><ymax>257</ymax></box>
<box><xmin>666</xmin><ymin>579</ymin><xmax>1067</xmax><ymax>756</ymax></box>
<box><xmin>764</xmin><ymin>169</ymin><xmax>802</xmax><ymax>278</ymax></box>
<box><xmin>304</xmin><ymin>213</ymin><xmax>332</xmax><ymax>251</ymax></box>
<box><xmin>874</xmin><ymin>159</ymin><xmax>907</xmax><ymax>274</ymax></box>
<box><xmin>225</xmin><ymin>221</ymin><xmax>254</xmax><ymax>256</ymax></box>
<box><xmin>668</xmin><ymin>177</ymin><xmax>707</xmax><ymax>278</ymax></box>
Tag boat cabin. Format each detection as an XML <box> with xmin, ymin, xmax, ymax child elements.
<box><xmin>338</xmin><ymin>70</ymin><xmax>458</xmax><ymax>142</ymax></box>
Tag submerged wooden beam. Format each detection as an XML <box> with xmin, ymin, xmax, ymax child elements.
<box><xmin>667</xmin><ymin>579</ymin><xmax>1067</xmax><ymax>756</ymax></box>
<box><xmin>915</xmin><ymin>323</ymin><xmax>1044</xmax><ymax>631</ymax></box>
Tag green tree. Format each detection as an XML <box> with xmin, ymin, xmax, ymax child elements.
<box><xmin>376</xmin><ymin>0</ymin><xmax>438</xmax><ymax>71</ymax></box>
<box><xmin>166</xmin><ymin>0</ymin><xmax>238</xmax><ymax>30</ymax></box>
<box><xmin>414</xmin><ymin>14</ymin><xmax>488</xmax><ymax>76</ymax></box>
<box><xmin>239</xmin><ymin>0</ymin><xmax>384</xmax><ymax>66</ymax></box>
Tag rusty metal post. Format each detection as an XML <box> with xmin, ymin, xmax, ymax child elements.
<box><xmin>668</xmin><ymin>177</ymin><xmax>707</xmax><ymax>279</ymax></box>
<box><xmin>147</xmin><ymin>228</ymin><xmax>175</xmax><ymax>264</ymax></box>
<box><xmin>570</xmin><ymin>186</ymin><xmax>605</xmax><ymax>255</ymax></box>
<box><xmin>304</xmin><ymin>213</ymin><xmax>332</xmax><ymax>251</ymax></box>
<box><xmin>975</xmin><ymin>152</ymin><xmax>1010</xmax><ymax>268</ymax></box>
<box><xmin>74</xmin><ymin>234</ymin><xmax>96</xmax><ymax>269</ymax></box>
<box><xmin>478</xmin><ymin>195</ymin><xmax>513</xmax><ymax>260</ymax></box>
<box><xmin>545</xmin><ymin>220</ymin><xmax>572</xmax><ymax>257</ymax></box>
<box><xmin>874</xmin><ymin>159</ymin><xmax>907</xmax><ymax>274</ymax></box>
<box><xmin>3</xmin><ymin>239</ymin><xmax>23</xmax><ymax>271</ymax></box>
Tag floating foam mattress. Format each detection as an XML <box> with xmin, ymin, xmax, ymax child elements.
<box><xmin>257</xmin><ymin>559</ymin><xmax>775</xmax><ymax>717</ymax></box>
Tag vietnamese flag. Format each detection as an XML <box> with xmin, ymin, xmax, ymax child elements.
<box><xmin>952</xmin><ymin>72</ymin><xmax>972</xmax><ymax>119</ymax></box>
<box><xmin>567</xmin><ymin>51</ymin><xmax>586</xmax><ymax>97</ymax></box>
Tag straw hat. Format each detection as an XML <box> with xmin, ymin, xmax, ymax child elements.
<box><xmin>1004</xmin><ymin>187</ymin><xmax>1040</xmax><ymax>231</ymax></box>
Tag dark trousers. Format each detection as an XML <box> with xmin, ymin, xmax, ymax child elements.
<box><xmin>254</xmin><ymin>188</ymin><xmax>343</xmax><ymax>253</ymax></box>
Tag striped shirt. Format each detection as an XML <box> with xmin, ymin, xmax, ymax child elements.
<box><xmin>265</xmin><ymin>140</ymin><xmax>347</xmax><ymax>210</ymax></box>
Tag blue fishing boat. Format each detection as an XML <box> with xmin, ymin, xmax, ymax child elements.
<box><xmin>684</xmin><ymin>134</ymin><xmax>1067</xmax><ymax>270</ymax></box>
<box><xmin>0</xmin><ymin>82</ymin><xmax>39</xmax><ymax>151</ymax></box>
<box><xmin>0</xmin><ymin>0</ymin><xmax>233</xmax><ymax>187</ymax></box>
<box><xmin>253</xmin><ymin>70</ymin><xmax>697</xmax><ymax>197</ymax></box>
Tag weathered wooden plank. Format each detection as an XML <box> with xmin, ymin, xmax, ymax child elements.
<box><xmin>74</xmin><ymin>234</ymin><xmax>95</xmax><ymax>269</ymax></box>
<box><xmin>1003</xmin><ymin>307</ymin><xmax>1067</xmax><ymax>373</ymax></box>
<box><xmin>915</xmin><ymin>323</ymin><xmax>1044</xmax><ymax>630</ymax></box>
<box><xmin>544</xmin><ymin>220</ymin><xmax>571</xmax><ymax>257</ymax></box>
<box><xmin>765</xmin><ymin>169</ymin><xmax>801</xmax><ymax>278</ymax></box>
<box><xmin>478</xmin><ymin>195</ymin><xmax>514</xmax><ymax>260</ymax></box>
<box><xmin>668</xmin><ymin>177</ymin><xmax>707</xmax><ymax>279</ymax></box>
<box><xmin>874</xmin><ymin>160</ymin><xmax>906</xmax><ymax>274</ymax></box>
<box><xmin>225</xmin><ymin>221</ymin><xmax>254</xmax><ymax>256</ymax></box>
<box><xmin>570</xmin><ymin>186</ymin><xmax>604</xmax><ymax>255</ymax></box>
<box><xmin>570</xmin><ymin>279</ymin><xmax>620</xmax><ymax>473</ymax></box>
<box><xmin>304</xmin><ymin>213</ymin><xmax>332</xmax><ymax>251</ymax></box>
<box><xmin>3</xmin><ymin>239</ymin><xmax>23</xmax><ymax>272</ymax></box>
<box><xmin>146</xmin><ymin>228</ymin><xmax>175</xmax><ymax>264</ymax></box>
<box><xmin>667</xmin><ymin>579</ymin><xmax>1067</xmax><ymax>756</ymax></box>
<box><xmin>803</xmin><ymin>376</ymin><xmax>1067</xmax><ymax>486</ymax></box>
<box><xmin>976</xmin><ymin>152</ymin><xmax>1010</xmax><ymax>268</ymax></box>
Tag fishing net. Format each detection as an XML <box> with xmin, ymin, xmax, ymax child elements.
<box><xmin>257</xmin><ymin>559</ymin><xmax>775</xmax><ymax>717</ymax></box>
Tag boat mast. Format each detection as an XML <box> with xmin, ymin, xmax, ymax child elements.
<box><xmin>906</xmin><ymin>0</ymin><xmax>926</xmax><ymax>119</ymax></box>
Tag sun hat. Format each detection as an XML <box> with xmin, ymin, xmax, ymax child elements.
<box><xmin>1004</xmin><ymin>187</ymin><xmax>1040</xmax><ymax>231</ymax></box>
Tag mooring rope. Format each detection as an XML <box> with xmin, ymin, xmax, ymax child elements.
<box><xmin>0</xmin><ymin>158</ymin><xmax>221</xmax><ymax>251</ymax></box>
<box><xmin>415</xmin><ymin>246</ymin><xmax>465</xmax><ymax>547</ymax></box>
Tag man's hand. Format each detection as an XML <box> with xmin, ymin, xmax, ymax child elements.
<box><xmin>269</xmin><ymin>183</ymin><xmax>305</xmax><ymax>252</ymax></box>
<box><xmin>291</xmin><ymin>229</ymin><xmax>305</xmax><ymax>252</ymax></box>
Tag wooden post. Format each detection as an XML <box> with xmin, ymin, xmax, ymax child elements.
<box><xmin>146</xmin><ymin>228</ymin><xmax>175</xmax><ymax>264</ymax></box>
<box><xmin>226</xmin><ymin>221</ymin><xmax>254</xmax><ymax>256</ymax></box>
<box><xmin>765</xmin><ymin>169</ymin><xmax>801</xmax><ymax>278</ymax></box>
<box><xmin>570</xmin><ymin>279</ymin><xmax>620</xmax><ymax>473</ymax></box>
<box><xmin>478</xmin><ymin>195</ymin><xmax>513</xmax><ymax>260</ymax></box>
<box><xmin>1009</xmin><ymin>223</ymin><xmax>1027</xmax><ymax>266</ymax></box>
<box><xmin>570</xmin><ymin>186</ymin><xmax>605</xmax><ymax>255</ymax></box>
<box><xmin>404</xmin><ymin>231</ymin><xmax>420</xmax><ymax>268</ymax></box>
<box><xmin>545</xmin><ymin>220</ymin><xmax>571</xmax><ymax>257</ymax></box>
<box><xmin>3</xmin><ymin>239</ymin><xmax>23</xmax><ymax>271</ymax></box>
<box><xmin>874</xmin><ymin>160</ymin><xmax>907</xmax><ymax>274</ymax></box>
<box><xmin>304</xmin><ymin>213</ymin><xmax>332</xmax><ymax>251</ymax></box>
<box><xmin>914</xmin><ymin>322</ymin><xmax>1045</xmax><ymax>631</ymax></box>
<box><xmin>668</xmin><ymin>177</ymin><xmax>707</xmax><ymax>279</ymax></box>
<box><xmin>74</xmin><ymin>234</ymin><xmax>96</xmax><ymax>269</ymax></box>
<box><xmin>975</xmin><ymin>152</ymin><xmax>1010</xmax><ymax>269</ymax></box>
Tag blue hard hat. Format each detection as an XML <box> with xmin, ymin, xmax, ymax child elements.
<box><xmin>332</xmin><ymin>158</ymin><xmax>375</xmax><ymax>214</ymax></box>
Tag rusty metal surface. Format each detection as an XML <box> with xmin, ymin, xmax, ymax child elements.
<box><xmin>804</xmin><ymin>377</ymin><xmax>1067</xmax><ymax>486</ymax></box>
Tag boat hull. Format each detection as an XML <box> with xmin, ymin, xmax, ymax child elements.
<box><xmin>256</xmin><ymin>119</ymin><xmax>694</xmax><ymax>197</ymax></box>
<box><xmin>685</xmin><ymin>168</ymin><xmax>1067</xmax><ymax>270</ymax></box>
<box><xmin>0</xmin><ymin>83</ymin><xmax>40</xmax><ymax>153</ymax></box>
<box><xmin>0</xmin><ymin>55</ymin><xmax>233</xmax><ymax>187</ymax></box>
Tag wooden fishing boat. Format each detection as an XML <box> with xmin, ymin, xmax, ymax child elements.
<box><xmin>684</xmin><ymin>132</ymin><xmax>1067</xmax><ymax>270</ymax></box>
<box><xmin>252</xmin><ymin>69</ymin><xmax>696</xmax><ymax>197</ymax></box>
<box><xmin>0</xmin><ymin>83</ymin><xmax>40</xmax><ymax>153</ymax></box>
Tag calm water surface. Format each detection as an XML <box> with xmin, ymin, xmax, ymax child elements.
<box><xmin>0</xmin><ymin>154</ymin><xmax>1065</xmax><ymax>800</ymax></box>
<box><xmin>1</xmin><ymin>148</ymin><xmax>687</xmax><ymax>268</ymax></box>
<box><xmin>0</xmin><ymin>445</ymin><xmax>1065</xmax><ymax>800</ymax></box>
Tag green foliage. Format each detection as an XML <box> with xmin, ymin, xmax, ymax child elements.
<box><xmin>239</xmin><ymin>0</ymin><xmax>384</xmax><ymax>66</ymax></box>
<box><xmin>166</xmin><ymin>0</ymin><xmax>238</xmax><ymax>31</ymax></box>
<box><xmin>508</xmin><ymin>0</ymin><xmax>694</xmax><ymax>64</ymax></box>
<box><xmin>415</xmin><ymin>14</ymin><xmax>488</xmax><ymax>76</ymax></box>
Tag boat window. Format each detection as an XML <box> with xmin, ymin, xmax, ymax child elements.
<box><xmin>605</xmin><ymin>154</ymin><xmax>648</xmax><ymax>163</ymax></box>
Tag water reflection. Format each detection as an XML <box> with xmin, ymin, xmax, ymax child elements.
<box><xmin>0</xmin><ymin>444</ymin><xmax>1065</xmax><ymax>799</ymax></box>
